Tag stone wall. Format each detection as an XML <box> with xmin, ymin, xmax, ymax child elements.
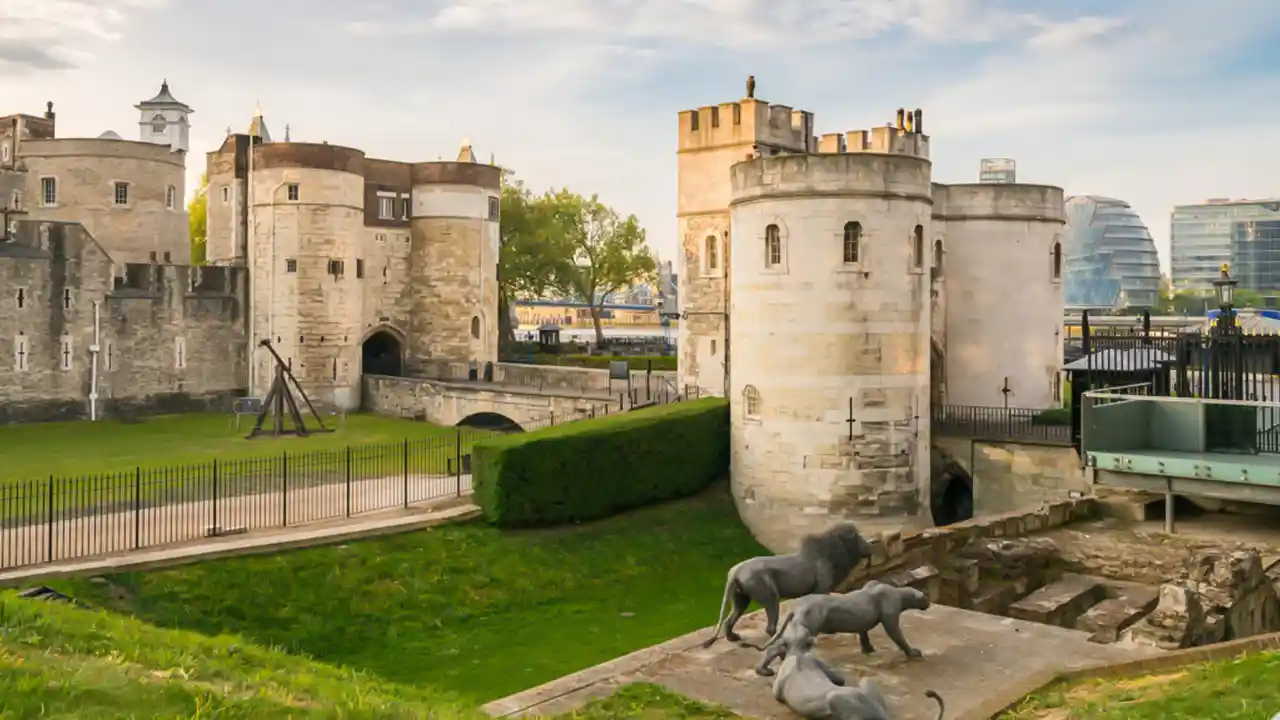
<box><xmin>839</xmin><ymin>495</ymin><xmax>1100</xmax><ymax>591</ymax></box>
<box><xmin>0</xmin><ymin>221</ymin><xmax>247</xmax><ymax>424</ymax></box>
<box><xmin>362</xmin><ymin>374</ymin><xmax>608</xmax><ymax>428</ymax></box>
<box><xmin>934</xmin><ymin>437</ymin><xmax>1088</xmax><ymax>516</ymax></box>
<box><xmin>409</xmin><ymin>358</ymin><xmax>679</xmax><ymax>398</ymax></box>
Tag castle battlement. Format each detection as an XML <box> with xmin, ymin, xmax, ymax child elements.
<box><xmin>678</xmin><ymin>97</ymin><xmax>814</xmax><ymax>154</ymax></box>
<box><xmin>815</xmin><ymin>109</ymin><xmax>930</xmax><ymax>160</ymax></box>
<box><xmin>110</xmin><ymin>261</ymin><xmax>245</xmax><ymax>298</ymax></box>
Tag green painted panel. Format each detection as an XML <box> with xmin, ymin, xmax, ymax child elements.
<box><xmin>1089</xmin><ymin>451</ymin><xmax>1280</xmax><ymax>487</ymax></box>
<box><xmin>1148</xmin><ymin>402</ymin><xmax>1205</xmax><ymax>453</ymax></box>
<box><xmin>1082</xmin><ymin>399</ymin><xmax>1150</xmax><ymax>454</ymax></box>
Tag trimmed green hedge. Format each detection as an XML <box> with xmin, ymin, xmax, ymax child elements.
<box><xmin>472</xmin><ymin>397</ymin><xmax>729</xmax><ymax>527</ymax></box>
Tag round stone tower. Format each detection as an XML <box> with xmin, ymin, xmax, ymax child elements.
<box><xmin>935</xmin><ymin>184</ymin><xmax>1066</xmax><ymax>409</ymax></box>
<box><xmin>728</xmin><ymin>127</ymin><xmax>934</xmax><ymax>552</ymax></box>
<box><xmin>249</xmin><ymin>142</ymin><xmax>367</xmax><ymax>407</ymax></box>
<box><xmin>407</xmin><ymin>151</ymin><xmax>502</xmax><ymax>367</ymax></box>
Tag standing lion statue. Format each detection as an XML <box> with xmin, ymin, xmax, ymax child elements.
<box><xmin>701</xmin><ymin>523</ymin><xmax>874</xmax><ymax>647</ymax></box>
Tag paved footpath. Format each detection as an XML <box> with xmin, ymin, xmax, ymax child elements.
<box><xmin>0</xmin><ymin>472</ymin><xmax>473</xmax><ymax>572</ymax></box>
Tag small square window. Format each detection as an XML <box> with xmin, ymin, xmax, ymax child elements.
<box><xmin>286</xmin><ymin>184</ymin><xmax>300</xmax><ymax>201</ymax></box>
<box><xmin>286</xmin><ymin>258</ymin><xmax>298</xmax><ymax>273</ymax></box>
<box><xmin>328</xmin><ymin>259</ymin><xmax>345</xmax><ymax>277</ymax></box>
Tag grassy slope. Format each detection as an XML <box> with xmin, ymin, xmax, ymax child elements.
<box><xmin>0</xmin><ymin>591</ymin><xmax>478</xmax><ymax>719</ymax></box>
<box><xmin>0</xmin><ymin>592</ymin><xmax>738</xmax><ymax>718</ymax></box>
<box><xmin>54</xmin><ymin>487</ymin><xmax>765</xmax><ymax>703</ymax></box>
<box><xmin>1000</xmin><ymin>650</ymin><xmax>1280</xmax><ymax>719</ymax></box>
<box><xmin>0</xmin><ymin>413</ymin><xmax>458</xmax><ymax>484</ymax></box>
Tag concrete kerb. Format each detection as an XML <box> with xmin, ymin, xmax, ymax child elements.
<box><xmin>963</xmin><ymin>631</ymin><xmax>1280</xmax><ymax>719</ymax></box>
<box><xmin>0</xmin><ymin>502</ymin><xmax>483</xmax><ymax>587</ymax></box>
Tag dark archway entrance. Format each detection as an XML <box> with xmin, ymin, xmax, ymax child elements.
<box><xmin>933</xmin><ymin>476</ymin><xmax>974</xmax><ymax>527</ymax></box>
<box><xmin>362</xmin><ymin>331</ymin><xmax>403</xmax><ymax>377</ymax></box>
<box><xmin>457</xmin><ymin>412</ymin><xmax>523</xmax><ymax>433</ymax></box>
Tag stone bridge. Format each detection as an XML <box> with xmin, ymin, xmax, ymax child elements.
<box><xmin>362</xmin><ymin>360</ymin><xmax>681</xmax><ymax>431</ymax></box>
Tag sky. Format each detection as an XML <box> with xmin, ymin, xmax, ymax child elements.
<box><xmin>4</xmin><ymin>0</ymin><xmax>1280</xmax><ymax>274</ymax></box>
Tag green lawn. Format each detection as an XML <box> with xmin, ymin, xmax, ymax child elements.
<box><xmin>999</xmin><ymin>650</ymin><xmax>1280</xmax><ymax>719</ymax></box>
<box><xmin>0</xmin><ymin>589</ymin><xmax>479</xmax><ymax>719</ymax></box>
<box><xmin>0</xmin><ymin>413</ymin><xmax>472</xmax><ymax>485</ymax></box>
<box><xmin>52</xmin><ymin>485</ymin><xmax>765</xmax><ymax>704</ymax></box>
<box><xmin>0</xmin><ymin>590</ymin><xmax>736</xmax><ymax>718</ymax></box>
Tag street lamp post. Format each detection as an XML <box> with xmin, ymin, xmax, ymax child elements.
<box><xmin>1213</xmin><ymin>263</ymin><xmax>1238</xmax><ymax>334</ymax></box>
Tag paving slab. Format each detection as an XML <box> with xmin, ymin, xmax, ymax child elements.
<box><xmin>484</xmin><ymin>604</ymin><xmax>1159</xmax><ymax>720</ymax></box>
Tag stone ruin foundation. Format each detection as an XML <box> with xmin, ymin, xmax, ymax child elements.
<box><xmin>845</xmin><ymin>502</ymin><xmax>1280</xmax><ymax>651</ymax></box>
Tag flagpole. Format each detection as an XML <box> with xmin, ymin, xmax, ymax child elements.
<box><xmin>247</xmin><ymin>109</ymin><xmax>256</xmax><ymax>395</ymax></box>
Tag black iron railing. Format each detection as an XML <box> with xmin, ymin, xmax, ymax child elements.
<box><xmin>931</xmin><ymin>405</ymin><xmax>1072</xmax><ymax>445</ymax></box>
<box><xmin>0</xmin><ymin>386</ymin><xmax>701</xmax><ymax>571</ymax></box>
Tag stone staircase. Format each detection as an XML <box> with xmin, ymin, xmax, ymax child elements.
<box><xmin>857</xmin><ymin>535</ymin><xmax>1280</xmax><ymax>650</ymax></box>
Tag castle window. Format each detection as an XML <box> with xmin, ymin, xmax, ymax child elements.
<box><xmin>62</xmin><ymin>288</ymin><xmax>71</xmax><ymax>310</ymax></box>
<box><xmin>913</xmin><ymin>225</ymin><xmax>924</xmax><ymax>269</ymax></box>
<box><xmin>356</xmin><ymin>258</ymin><xmax>365</xmax><ymax>278</ymax></box>
<box><xmin>166</xmin><ymin>185</ymin><xmax>176</xmax><ymax>210</ymax></box>
<box><xmin>175</xmin><ymin>336</ymin><xmax>186</xmax><ymax>370</ymax></box>
<box><xmin>105</xmin><ymin>342</ymin><xmax>113</xmax><ymax>371</ymax></box>
<box><xmin>376</xmin><ymin>233</ymin><xmax>386</xmax><ymax>243</ymax></box>
<box><xmin>382</xmin><ymin>263</ymin><xmax>389</xmax><ymax>284</ymax></box>
<box><xmin>379</xmin><ymin>197</ymin><xmax>395</xmax><ymax>219</ymax></box>
<box><xmin>705</xmin><ymin>235</ymin><xmax>718</xmax><ymax>273</ymax></box>
<box><xmin>488</xmin><ymin>196</ymin><xmax>499</xmax><ymax>221</ymax></box>
<box><xmin>15</xmin><ymin>287</ymin><xmax>25</xmax><ymax>309</ymax></box>
<box><xmin>842</xmin><ymin>222</ymin><xmax>861</xmax><ymax>264</ymax></box>
<box><xmin>286</xmin><ymin>184</ymin><xmax>300</xmax><ymax>202</ymax></box>
<box><xmin>743</xmin><ymin>384</ymin><xmax>761</xmax><ymax>419</ymax></box>
<box><xmin>14</xmin><ymin>333</ymin><xmax>28</xmax><ymax>372</ymax></box>
<box><xmin>400</xmin><ymin>197</ymin><xmax>411</xmax><ymax>220</ymax></box>
<box><xmin>113</xmin><ymin>182</ymin><xmax>129</xmax><ymax>206</ymax></box>
<box><xmin>221</xmin><ymin>186</ymin><xmax>230</xmax><ymax>204</ymax></box>
<box><xmin>150</xmin><ymin>114</ymin><xmax>166</xmax><ymax>134</ymax></box>
<box><xmin>1</xmin><ymin>144</ymin><xmax>8</xmax><ymax>162</ymax></box>
<box><xmin>59</xmin><ymin>334</ymin><xmax>72</xmax><ymax>371</ymax></box>
<box><xmin>933</xmin><ymin>239</ymin><xmax>944</xmax><ymax>276</ymax></box>
<box><xmin>149</xmin><ymin>251</ymin><xmax>158</xmax><ymax>263</ymax></box>
<box><xmin>470</xmin><ymin>316</ymin><xmax>481</xmax><ymax>339</ymax></box>
<box><xmin>1051</xmin><ymin>240</ymin><xmax>1062</xmax><ymax>280</ymax></box>
<box><xmin>163</xmin><ymin>252</ymin><xmax>171</xmax><ymax>263</ymax></box>
<box><xmin>40</xmin><ymin>177</ymin><xmax>57</xmax><ymax>206</ymax></box>
<box><xmin>328</xmin><ymin>259</ymin><xmax>344</xmax><ymax>277</ymax></box>
<box><xmin>10</xmin><ymin>190</ymin><xmax>20</xmax><ymax>210</ymax></box>
<box><xmin>764</xmin><ymin>224</ymin><xmax>782</xmax><ymax>268</ymax></box>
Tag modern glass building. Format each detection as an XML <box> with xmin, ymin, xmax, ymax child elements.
<box><xmin>1062</xmin><ymin>195</ymin><xmax>1162</xmax><ymax>309</ymax></box>
<box><xmin>1171</xmin><ymin>199</ymin><xmax>1280</xmax><ymax>294</ymax></box>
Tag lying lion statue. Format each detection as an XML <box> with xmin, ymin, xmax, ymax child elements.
<box><xmin>749</xmin><ymin>581</ymin><xmax>932</xmax><ymax>676</ymax></box>
<box><xmin>772</xmin><ymin>642</ymin><xmax>946</xmax><ymax>720</ymax></box>
<box><xmin>701</xmin><ymin>522</ymin><xmax>873</xmax><ymax>647</ymax></box>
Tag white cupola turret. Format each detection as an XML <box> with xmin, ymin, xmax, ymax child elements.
<box><xmin>135</xmin><ymin>80</ymin><xmax>193</xmax><ymax>153</ymax></box>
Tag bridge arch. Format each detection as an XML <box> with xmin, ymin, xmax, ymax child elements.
<box><xmin>362</xmin><ymin>325</ymin><xmax>405</xmax><ymax>377</ymax></box>
<box><xmin>457</xmin><ymin>411</ymin><xmax>524</xmax><ymax>433</ymax></box>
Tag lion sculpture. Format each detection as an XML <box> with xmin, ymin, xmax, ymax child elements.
<box><xmin>772</xmin><ymin>641</ymin><xmax>946</xmax><ymax>720</ymax></box>
<box><xmin>701</xmin><ymin>522</ymin><xmax>873</xmax><ymax>647</ymax></box>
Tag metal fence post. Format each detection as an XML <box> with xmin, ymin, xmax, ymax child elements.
<box><xmin>133</xmin><ymin>466</ymin><xmax>141</xmax><ymax>549</ymax></box>
<box><xmin>345</xmin><ymin>445</ymin><xmax>352</xmax><ymax>517</ymax></box>
<box><xmin>403</xmin><ymin>438</ymin><xmax>409</xmax><ymax>508</ymax></box>
<box><xmin>281</xmin><ymin>451</ymin><xmax>288</xmax><ymax>527</ymax></box>
<box><xmin>212</xmin><ymin>458</ymin><xmax>219</xmax><ymax>535</ymax></box>
<box><xmin>45</xmin><ymin>476</ymin><xmax>54</xmax><ymax>563</ymax></box>
<box><xmin>455</xmin><ymin>429</ymin><xmax>462</xmax><ymax>497</ymax></box>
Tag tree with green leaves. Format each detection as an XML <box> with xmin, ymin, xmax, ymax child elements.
<box><xmin>545</xmin><ymin>190</ymin><xmax>655</xmax><ymax>346</ymax></box>
<box><xmin>188</xmin><ymin>173</ymin><xmax>208</xmax><ymax>265</ymax></box>
<box><xmin>497</xmin><ymin>176</ymin><xmax>574</xmax><ymax>347</ymax></box>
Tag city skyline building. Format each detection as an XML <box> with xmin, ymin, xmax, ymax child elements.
<box><xmin>1171</xmin><ymin>198</ymin><xmax>1280</xmax><ymax>295</ymax></box>
<box><xmin>1062</xmin><ymin>195</ymin><xmax>1162</xmax><ymax>310</ymax></box>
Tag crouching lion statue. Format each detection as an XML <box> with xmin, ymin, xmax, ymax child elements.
<box><xmin>749</xmin><ymin>581</ymin><xmax>932</xmax><ymax>676</ymax></box>
<box><xmin>701</xmin><ymin>522</ymin><xmax>874</xmax><ymax>647</ymax></box>
<box><xmin>772</xmin><ymin>644</ymin><xmax>946</xmax><ymax>720</ymax></box>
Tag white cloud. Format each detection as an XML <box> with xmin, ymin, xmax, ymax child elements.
<box><xmin>0</xmin><ymin>0</ymin><xmax>167</xmax><ymax>72</ymax></box>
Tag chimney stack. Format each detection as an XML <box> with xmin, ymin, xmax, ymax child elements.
<box><xmin>913</xmin><ymin>109</ymin><xmax>923</xmax><ymax>134</ymax></box>
<box><xmin>895</xmin><ymin>108</ymin><xmax>905</xmax><ymax>132</ymax></box>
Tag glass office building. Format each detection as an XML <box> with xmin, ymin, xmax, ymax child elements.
<box><xmin>1062</xmin><ymin>195</ymin><xmax>1162</xmax><ymax>309</ymax></box>
<box><xmin>1171</xmin><ymin>199</ymin><xmax>1280</xmax><ymax>294</ymax></box>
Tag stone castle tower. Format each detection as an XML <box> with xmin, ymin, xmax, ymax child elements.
<box><xmin>678</xmin><ymin>80</ymin><xmax>1066</xmax><ymax>551</ymax></box>
<box><xmin>204</xmin><ymin>119</ymin><xmax>501</xmax><ymax>409</ymax></box>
